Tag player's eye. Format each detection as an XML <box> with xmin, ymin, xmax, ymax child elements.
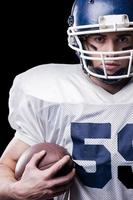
<box><xmin>94</xmin><ymin>35</ymin><xmax>105</xmax><ymax>43</ymax></box>
<box><xmin>85</xmin><ymin>34</ymin><xmax>106</xmax><ymax>44</ymax></box>
<box><xmin>118</xmin><ymin>36</ymin><xmax>130</xmax><ymax>44</ymax></box>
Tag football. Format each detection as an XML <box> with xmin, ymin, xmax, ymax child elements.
<box><xmin>15</xmin><ymin>143</ymin><xmax>74</xmax><ymax>180</ymax></box>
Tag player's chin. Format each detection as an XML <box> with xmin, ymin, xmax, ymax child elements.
<box><xmin>106</xmin><ymin>70</ymin><xmax>120</xmax><ymax>76</ymax></box>
<box><xmin>106</xmin><ymin>67</ymin><xmax>127</xmax><ymax>76</ymax></box>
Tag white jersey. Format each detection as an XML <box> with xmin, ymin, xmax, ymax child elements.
<box><xmin>8</xmin><ymin>63</ymin><xmax>133</xmax><ymax>200</ymax></box>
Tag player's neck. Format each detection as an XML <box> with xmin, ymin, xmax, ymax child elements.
<box><xmin>90</xmin><ymin>76</ymin><xmax>131</xmax><ymax>94</ymax></box>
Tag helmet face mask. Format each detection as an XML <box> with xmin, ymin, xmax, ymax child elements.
<box><xmin>67</xmin><ymin>0</ymin><xmax>133</xmax><ymax>82</ymax></box>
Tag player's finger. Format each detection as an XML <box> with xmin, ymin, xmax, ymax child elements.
<box><xmin>45</xmin><ymin>172</ymin><xmax>75</xmax><ymax>198</ymax></box>
<box><xmin>50</xmin><ymin>168</ymin><xmax>76</xmax><ymax>187</ymax></box>
<box><xmin>44</xmin><ymin>155</ymin><xmax>72</xmax><ymax>177</ymax></box>
<box><xmin>29</xmin><ymin>150</ymin><xmax>46</xmax><ymax>167</ymax></box>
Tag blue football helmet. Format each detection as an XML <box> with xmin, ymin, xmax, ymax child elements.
<box><xmin>67</xmin><ymin>0</ymin><xmax>133</xmax><ymax>81</ymax></box>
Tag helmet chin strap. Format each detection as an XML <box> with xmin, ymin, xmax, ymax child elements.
<box><xmin>94</xmin><ymin>68</ymin><xmax>128</xmax><ymax>85</ymax></box>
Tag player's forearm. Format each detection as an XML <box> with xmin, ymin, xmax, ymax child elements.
<box><xmin>0</xmin><ymin>163</ymin><xmax>16</xmax><ymax>200</ymax></box>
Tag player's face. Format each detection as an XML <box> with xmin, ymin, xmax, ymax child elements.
<box><xmin>84</xmin><ymin>32</ymin><xmax>133</xmax><ymax>75</ymax></box>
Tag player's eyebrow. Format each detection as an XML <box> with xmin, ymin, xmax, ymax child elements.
<box><xmin>116</xmin><ymin>33</ymin><xmax>132</xmax><ymax>37</ymax></box>
<box><xmin>87</xmin><ymin>33</ymin><xmax>107</xmax><ymax>38</ymax></box>
<box><xmin>92</xmin><ymin>33</ymin><xmax>106</xmax><ymax>36</ymax></box>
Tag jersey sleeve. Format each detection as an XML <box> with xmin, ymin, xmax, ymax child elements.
<box><xmin>8</xmin><ymin>74</ymin><xmax>48</xmax><ymax>145</ymax></box>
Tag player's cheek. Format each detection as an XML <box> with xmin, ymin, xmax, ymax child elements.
<box><xmin>121</xmin><ymin>59</ymin><xmax>130</xmax><ymax>68</ymax></box>
<box><xmin>92</xmin><ymin>60</ymin><xmax>101</xmax><ymax>68</ymax></box>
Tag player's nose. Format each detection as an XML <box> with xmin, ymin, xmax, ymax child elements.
<box><xmin>108</xmin><ymin>39</ymin><xmax>118</xmax><ymax>51</ymax></box>
<box><xmin>105</xmin><ymin>40</ymin><xmax>118</xmax><ymax>58</ymax></box>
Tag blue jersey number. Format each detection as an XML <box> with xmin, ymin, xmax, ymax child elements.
<box><xmin>71</xmin><ymin>123</ymin><xmax>133</xmax><ymax>189</ymax></box>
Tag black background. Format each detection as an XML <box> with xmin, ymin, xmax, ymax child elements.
<box><xmin>1</xmin><ymin>1</ymin><xmax>79</xmax><ymax>155</ymax></box>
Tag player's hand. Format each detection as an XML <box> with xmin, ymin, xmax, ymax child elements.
<box><xmin>11</xmin><ymin>151</ymin><xmax>75</xmax><ymax>200</ymax></box>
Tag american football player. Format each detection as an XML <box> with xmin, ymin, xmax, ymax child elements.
<box><xmin>0</xmin><ymin>0</ymin><xmax>133</xmax><ymax>200</ymax></box>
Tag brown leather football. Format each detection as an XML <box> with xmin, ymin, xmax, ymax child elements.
<box><xmin>15</xmin><ymin>143</ymin><xmax>74</xmax><ymax>180</ymax></box>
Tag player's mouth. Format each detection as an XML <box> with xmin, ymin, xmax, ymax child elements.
<box><xmin>103</xmin><ymin>62</ymin><xmax>122</xmax><ymax>74</ymax></box>
<box><xmin>104</xmin><ymin>62</ymin><xmax>120</xmax><ymax>69</ymax></box>
<box><xmin>95</xmin><ymin>62</ymin><xmax>122</xmax><ymax>75</ymax></box>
